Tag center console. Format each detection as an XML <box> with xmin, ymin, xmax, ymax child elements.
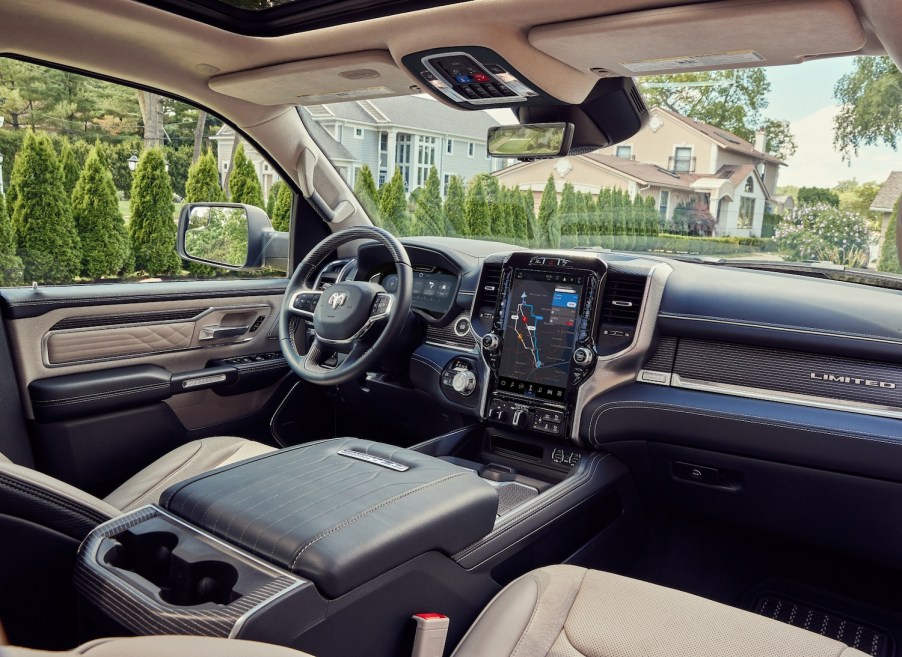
<box><xmin>479</xmin><ymin>253</ymin><xmax>606</xmax><ymax>439</ymax></box>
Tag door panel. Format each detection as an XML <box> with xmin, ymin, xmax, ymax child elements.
<box><xmin>1</xmin><ymin>280</ymin><xmax>292</xmax><ymax>495</ymax></box>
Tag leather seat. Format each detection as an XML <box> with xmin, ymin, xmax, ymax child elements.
<box><xmin>0</xmin><ymin>635</ymin><xmax>311</xmax><ymax>657</ymax></box>
<box><xmin>0</xmin><ymin>436</ymin><xmax>275</xmax><ymax>538</ymax></box>
<box><xmin>451</xmin><ymin>565</ymin><xmax>870</xmax><ymax>657</ymax></box>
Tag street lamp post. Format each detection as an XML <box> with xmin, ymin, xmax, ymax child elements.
<box><xmin>0</xmin><ymin>153</ymin><xmax>4</xmax><ymax>197</ymax></box>
<box><xmin>127</xmin><ymin>153</ymin><xmax>139</xmax><ymax>172</ymax></box>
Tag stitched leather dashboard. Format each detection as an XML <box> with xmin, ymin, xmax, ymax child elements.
<box><xmin>161</xmin><ymin>438</ymin><xmax>499</xmax><ymax>598</ymax></box>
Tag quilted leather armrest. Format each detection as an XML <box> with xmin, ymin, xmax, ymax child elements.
<box><xmin>161</xmin><ymin>438</ymin><xmax>499</xmax><ymax>598</ymax></box>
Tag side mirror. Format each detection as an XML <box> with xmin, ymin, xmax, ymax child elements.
<box><xmin>177</xmin><ymin>203</ymin><xmax>288</xmax><ymax>271</ymax></box>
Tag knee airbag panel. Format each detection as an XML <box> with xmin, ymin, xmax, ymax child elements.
<box><xmin>160</xmin><ymin>438</ymin><xmax>498</xmax><ymax>598</ymax></box>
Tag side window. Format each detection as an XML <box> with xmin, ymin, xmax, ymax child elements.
<box><xmin>0</xmin><ymin>58</ymin><xmax>291</xmax><ymax>286</ymax></box>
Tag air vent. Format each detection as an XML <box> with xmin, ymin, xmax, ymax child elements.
<box><xmin>601</xmin><ymin>274</ymin><xmax>647</xmax><ymax>327</ymax></box>
<box><xmin>629</xmin><ymin>85</ymin><xmax>648</xmax><ymax>115</ymax></box>
<box><xmin>481</xmin><ymin>264</ymin><xmax>502</xmax><ymax>302</ymax></box>
<box><xmin>315</xmin><ymin>259</ymin><xmax>352</xmax><ymax>290</ymax></box>
<box><xmin>471</xmin><ymin>259</ymin><xmax>504</xmax><ymax>333</ymax></box>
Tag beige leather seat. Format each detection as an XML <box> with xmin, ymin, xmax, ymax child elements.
<box><xmin>452</xmin><ymin>565</ymin><xmax>870</xmax><ymax>657</ymax></box>
<box><xmin>0</xmin><ymin>436</ymin><xmax>275</xmax><ymax>522</ymax></box>
<box><xmin>0</xmin><ymin>565</ymin><xmax>870</xmax><ymax>657</ymax></box>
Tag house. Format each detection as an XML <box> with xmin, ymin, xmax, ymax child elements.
<box><xmin>494</xmin><ymin>107</ymin><xmax>787</xmax><ymax>237</ymax></box>
<box><xmin>213</xmin><ymin>96</ymin><xmax>506</xmax><ymax>197</ymax></box>
<box><xmin>870</xmin><ymin>171</ymin><xmax>902</xmax><ymax>258</ymax></box>
<box><xmin>210</xmin><ymin>127</ymin><xmax>282</xmax><ymax>200</ymax></box>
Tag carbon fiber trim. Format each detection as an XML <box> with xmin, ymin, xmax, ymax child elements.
<box><xmin>674</xmin><ymin>339</ymin><xmax>902</xmax><ymax>409</ymax></box>
<box><xmin>51</xmin><ymin>308</ymin><xmax>206</xmax><ymax>331</ymax></box>
<box><xmin>75</xmin><ymin>506</ymin><xmax>304</xmax><ymax>638</ymax></box>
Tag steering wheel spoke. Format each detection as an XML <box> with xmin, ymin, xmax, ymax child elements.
<box><xmin>303</xmin><ymin>338</ymin><xmax>335</xmax><ymax>374</ymax></box>
<box><xmin>288</xmin><ymin>290</ymin><xmax>322</xmax><ymax>318</ymax></box>
<box><xmin>369</xmin><ymin>292</ymin><xmax>393</xmax><ymax>320</ymax></box>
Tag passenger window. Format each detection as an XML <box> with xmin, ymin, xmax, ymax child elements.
<box><xmin>0</xmin><ymin>58</ymin><xmax>290</xmax><ymax>286</ymax></box>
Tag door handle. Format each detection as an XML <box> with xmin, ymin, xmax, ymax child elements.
<box><xmin>199</xmin><ymin>325</ymin><xmax>250</xmax><ymax>341</ymax></box>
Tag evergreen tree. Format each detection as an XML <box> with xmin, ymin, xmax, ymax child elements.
<box><xmin>12</xmin><ymin>132</ymin><xmax>81</xmax><ymax>283</ymax></box>
<box><xmin>60</xmin><ymin>140</ymin><xmax>81</xmax><ymax>197</ymax></box>
<box><xmin>878</xmin><ymin>196</ymin><xmax>902</xmax><ymax>274</ymax></box>
<box><xmin>377</xmin><ymin>169</ymin><xmax>408</xmax><ymax>235</ymax></box>
<box><xmin>522</xmin><ymin>190</ymin><xmax>540</xmax><ymax>247</ymax></box>
<box><xmin>644</xmin><ymin>195</ymin><xmax>660</xmax><ymax>238</ymax></box>
<box><xmin>229</xmin><ymin>144</ymin><xmax>265</xmax><ymax>209</ymax></box>
<box><xmin>466</xmin><ymin>176</ymin><xmax>491</xmax><ymax>238</ymax></box>
<box><xmin>610</xmin><ymin>188</ymin><xmax>627</xmax><ymax>247</ymax></box>
<box><xmin>596</xmin><ymin>188</ymin><xmax>611</xmax><ymax>246</ymax></box>
<box><xmin>0</xmin><ymin>194</ymin><xmax>23</xmax><ymax>286</ymax></box>
<box><xmin>184</xmin><ymin>150</ymin><xmax>224</xmax><ymax>203</ymax></box>
<box><xmin>271</xmin><ymin>181</ymin><xmax>292</xmax><ymax>232</ymax></box>
<box><xmin>129</xmin><ymin>148</ymin><xmax>180</xmax><ymax>276</ymax></box>
<box><xmin>537</xmin><ymin>175</ymin><xmax>558</xmax><ymax>249</ymax></box>
<box><xmin>444</xmin><ymin>175</ymin><xmax>468</xmax><ymax>236</ymax></box>
<box><xmin>509</xmin><ymin>188</ymin><xmax>529</xmax><ymax>244</ymax></box>
<box><xmin>72</xmin><ymin>144</ymin><xmax>129</xmax><ymax>279</ymax></box>
<box><xmin>413</xmin><ymin>166</ymin><xmax>444</xmax><ymax>235</ymax></box>
<box><xmin>267</xmin><ymin>180</ymin><xmax>282</xmax><ymax>217</ymax></box>
<box><xmin>354</xmin><ymin>165</ymin><xmax>379</xmax><ymax>220</ymax></box>
<box><xmin>558</xmin><ymin>182</ymin><xmax>579</xmax><ymax>248</ymax></box>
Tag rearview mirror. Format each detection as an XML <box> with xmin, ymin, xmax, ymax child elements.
<box><xmin>177</xmin><ymin>203</ymin><xmax>288</xmax><ymax>271</ymax></box>
<box><xmin>487</xmin><ymin>122</ymin><xmax>574</xmax><ymax>159</ymax></box>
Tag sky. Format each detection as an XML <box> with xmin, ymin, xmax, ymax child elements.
<box><xmin>727</xmin><ymin>59</ymin><xmax>899</xmax><ymax>189</ymax></box>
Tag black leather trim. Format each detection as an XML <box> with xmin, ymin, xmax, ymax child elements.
<box><xmin>161</xmin><ymin>438</ymin><xmax>499</xmax><ymax>598</ymax></box>
<box><xmin>29</xmin><ymin>365</ymin><xmax>172</xmax><ymax>423</ymax></box>
<box><xmin>0</xmin><ymin>471</ymin><xmax>112</xmax><ymax>540</ymax></box>
<box><xmin>1</xmin><ymin>279</ymin><xmax>286</xmax><ymax>320</ymax></box>
<box><xmin>582</xmin><ymin>383</ymin><xmax>902</xmax><ymax>484</ymax></box>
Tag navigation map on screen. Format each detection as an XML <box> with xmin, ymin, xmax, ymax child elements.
<box><xmin>498</xmin><ymin>270</ymin><xmax>582</xmax><ymax>399</ymax></box>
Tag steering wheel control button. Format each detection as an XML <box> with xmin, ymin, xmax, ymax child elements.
<box><xmin>573</xmin><ymin>347</ymin><xmax>594</xmax><ymax>366</ymax></box>
<box><xmin>453</xmin><ymin>317</ymin><xmax>471</xmax><ymax>336</ymax></box>
<box><xmin>293</xmin><ymin>292</ymin><xmax>321</xmax><ymax>315</ymax></box>
<box><xmin>371</xmin><ymin>294</ymin><xmax>392</xmax><ymax>317</ymax></box>
<box><xmin>482</xmin><ymin>333</ymin><xmax>500</xmax><ymax>351</ymax></box>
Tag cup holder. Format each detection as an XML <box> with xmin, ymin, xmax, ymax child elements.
<box><xmin>103</xmin><ymin>528</ymin><xmax>240</xmax><ymax>606</ymax></box>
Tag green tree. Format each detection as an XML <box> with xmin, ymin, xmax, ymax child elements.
<box><xmin>229</xmin><ymin>144</ymin><xmax>265</xmax><ymax>209</ymax></box>
<box><xmin>184</xmin><ymin>151</ymin><xmax>224</xmax><ymax>203</ymax></box>
<box><xmin>444</xmin><ymin>175</ymin><xmax>468</xmax><ymax>236</ymax></box>
<box><xmin>129</xmin><ymin>148</ymin><xmax>180</xmax><ymax>276</ymax></box>
<box><xmin>798</xmin><ymin>187</ymin><xmax>840</xmax><ymax>207</ymax></box>
<box><xmin>644</xmin><ymin>195</ymin><xmax>660</xmax><ymax>237</ymax></box>
<box><xmin>558</xmin><ymin>182</ymin><xmax>579</xmax><ymax>248</ymax></box>
<box><xmin>266</xmin><ymin>180</ymin><xmax>281</xmax><ymax>217</ymax></box>
<box><xmin>596</xmin><ymin>188</ymin><xmax>613</xmax><ymax>246</ymax></box>
<box><xmin>164</xmin><ymin>145</ymin><xmax>192</xmax><ymax>199</ymax></box>
<box><xmin>71</xmin><ymin>144</ymin><xmax>129</xmax><ymax>278</ymax></box>
<box><xmin>377</xmin><ymin>169</ymin><xmax>408</xmax><ymax>235</ymax></box>
<box><xmin>878</xmin><ymin>196</ymin><xmax>902</xmax><ymax>274</ymax></box>
<box><xmin>833</xmin><ymin>56</ymin><xmax>902</xmax><ymax>159</ymax></box>
<box><xmin>354</xmin><ymin>165</ymin><xmax>379</xmax><ymax>220</ymax></box>
<box><xmin>0</xmin><ymin>194</ymin><xmax>23</xmax><ymax>286</ymax></box>
<box><xmin>12</xmin><ymin>132</ymin><xmax>82</xmax><ymax>283</ymax></box>
<box><xmin>537</xmin><ymin>175</ymin><xmax>558</xmax><ymax>248</ymax></box>
<box><xmin>60</xmin><ymin>140</ymin><xmax>81</xmax><ymax>197</ymax></box>
<box><xmin>413</xmin><ymin>166</ymin><xmax>444</xmax><ymax>235</ymax></box>
<box><xmin>521</xmin><ymin>190</ymin><xmax>539</xmax><ymax>247</ymax></box>
<box><xmin>466</xmin><ymin>176</ymin><xmax>491</xmax><ymax>238</ymax></box>
<box><xmin>639</xmin><ymin>69</ymin><xmax>797</xmax><ymax>159</ymax></box>
<box><xmin>271</xmin><ymin>182</ymin><xmax>292</xmax><ymax>232</ymax></box>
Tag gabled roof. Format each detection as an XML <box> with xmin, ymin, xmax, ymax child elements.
<box><xmin>871</xmin><ymin>171</ymin><xmax>902</xmax><ymax>212</ymax></box>
<box><xmin>583</xmin><ymin>153</ymin><xmax>699</xmax><ymax>190</ymax></box>
<box><xmin>712</xmin><ymin>163</ymin><xmax>771</xmax><ymax>200</ymax></box>
<box><xmin>312</xmin><ymin>96</ymin><xmax>500</xmax><ymax>139</ymax></box>
<box><xmin>656</xmin><ymin>107</ymin><xmax>784</xmax><ymax>166</ymax></box>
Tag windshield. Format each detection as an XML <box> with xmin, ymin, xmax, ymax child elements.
<box><xmin>303</xmin><ymin>58</ymin><xmax>902</xmax><ymax>282</ymax></box>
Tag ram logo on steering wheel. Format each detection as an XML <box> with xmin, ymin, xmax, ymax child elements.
<box><xmin>328</xmin><ymin>292</ymin><xmax>348</xmax><ymax>309</ymax></box>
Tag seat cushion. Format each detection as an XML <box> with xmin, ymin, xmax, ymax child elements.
<box><xmin>451</xmin><ymin>565</ymin><xmax>869</xmax><ymax>657</ymax></box>
<box><xmin>104</xmin><ymin>437</ymin><xmax>276</xmax><ymax>513</ymax></box>
<box><xmin>0</xmin><ymin>635</ymin><xmax>312</xmax><ymax>657</ymax></box>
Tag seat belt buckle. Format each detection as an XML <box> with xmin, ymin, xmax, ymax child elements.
<box><xmin>411</xmin><ymin>613</ymin><xmax>449</xmax><ymax>657</ymax></box>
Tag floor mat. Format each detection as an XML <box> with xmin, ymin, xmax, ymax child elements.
<box><xmin>746</xmin><ymin>579</ymin><xmax>902</xmax><ymax>657</ymax></box>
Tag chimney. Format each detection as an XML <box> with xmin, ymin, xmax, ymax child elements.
<box><xmin>754</xmin><ymin>129</ymin><xmax>767</xmax><ymax>154</ymax></box>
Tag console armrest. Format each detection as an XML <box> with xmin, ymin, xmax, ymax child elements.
<box><xmin>161</xmin><ymin>439</ymin><xmax>499</xmax><ymax>598</ymax></box>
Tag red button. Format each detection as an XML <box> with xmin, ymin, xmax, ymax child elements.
<box><xmin>472</xmin><ymin>73</ymin><xmax>490</xmax><ymax>83</ymax></box>
<box><xmin>414</xmin><ymin>613</ymin><xmax>447</xmax><ymax>620</ymax></box>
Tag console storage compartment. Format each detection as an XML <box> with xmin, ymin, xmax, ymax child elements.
<box><xmin>159</xmin><ymin>438</ymin><xmax>499</xmax><ymax>598</ymax></box>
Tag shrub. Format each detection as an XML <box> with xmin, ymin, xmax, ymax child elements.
<box><xmin>0</xmin><ymin>194</ymin><xmax>23</xmax><ymax>286</ymax></box>
<box><xmin>413</xmin><ymin>166</ymin><xmax>443</xmax><ymax>235</ymax></box>
<box><xmin>12</xmin><ymin>132</ymin><xmax>82</xmax><ymax>283</ymax></box>
<box><xmin>353</xmin><ymin>165</ymin><xmax>379</xmax><ymax>220</ymax></box>
<box><xmin>184</xmin><ymin>151</ymin><xmax>224</xmax><ymax>203</ymax></box>
<box><xmin>762</xmin><ymin>212</ymin><xmax>782</xmax><ymax>238</ymax></box>
<box><xmin>775</xmin><ymin>203</ymin><xmax>871</xmax><ymax>268</ymax></box>
<box><xmin>72</xmin><ymin>144</ymin><xmax>130</xmax><ymax>278</ymax></box>
<box><xmin>465</xmin><ymin>175</ymin><xmax>491</xmax><ymax>239</ymax></box>
<box><xmin>877</xmin><ymin>196</ymin><xmax>901</xmax><ymax>274</ymax></box>
<box><xmin>443</xmin><ymin>175</ymin><xmax>467</xmax><ymax>236</ymax></box>
<box><xmin>229</xmin><ymin>144</ymin><xmax>265</xmax><ymax>209</ymax></box>
<box><xmin>270</xmin><ymin>182</ymin><xmax>292</xmax><ymax>232</ymax></box>
<box><xmin>60</xmin><ymin>141</ymin><xmax>81</xmax><ymax>197</ymax></box>
<box><xmin>129</xmin><ymin>148</ymin><xmax>181</xmax><ymax>276</ymax></box>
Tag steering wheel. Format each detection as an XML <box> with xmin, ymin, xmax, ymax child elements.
<box><xmin>279</xmin><ymin>226</ymin><xmax>412</xmax><ymax>385</ymax></box>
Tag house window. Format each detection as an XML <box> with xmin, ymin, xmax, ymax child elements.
<box><xmin>446</xmin><ymin>139</ymin><xmax>453</xmax><ymax>155</ymax></box>
<box><xmin>616</xmin><ymin>145</ymin><xmax>633</xmax><ymax>159</ymax></box>
<box><xmin>738</xmin><ymin>197</ymin><xmax>755</xmax><ymax>229</ymax></box>
<box><xmin>745</xmin><ymin>176</ymin><xmax>754</xmax><ymax>193</ymax></box>
<box><xmin>222</xmin><ymin>162</ymin><xmax>229</xmax><ymax>172</ymax></box>
<box><xmin>354</xmin><ymin>127</ymin><xmax>364</xmax><ymax>139</ymax></box>
<box><xmin>659</xmin><ymin>190</ymin><xmax>669</xmax><ymax>217</ymax></box>
<box><xmin>416</xmin><ymin>136</ymin><xmax>437</xmax><ymax>187</ymax></box>
<box><xmin>671</xmin><ymin>146</ymin><xmax>693</xmax><ymax>172</ymax></box>
<box><xmin>468</xmin><ymin>142</ymin><xmax>475</xmax><ymax>158</ymax></box>
<box><xmin>379</xmin><ymin>132</ymin><xmax>388</xmax><ymax>182</ymax></box>
<box><xmin>396</xmin><ymin>134</ymin><xmax>412</xmax><ymax>190</ymax></box>
<box><xmin>378</xmin><ymin>172</ymin><xmax>386</xmax><ymax>186</ymax></box>
<box><xmin>443</xmin><ymin>174</ymin><xmax>451</xmax><ymax>196</ymax></box>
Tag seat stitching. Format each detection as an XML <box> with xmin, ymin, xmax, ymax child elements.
<box><xmin>0</xmin><ymin>476</ymin><xmax>109</xmax><ymax>527</ymax></box>
<box><xmin>115</xmin><ymin>441</ymin><xmax>204</xmax><ymax>511</ymax></box>
<box><xmin>289</xmin><ymin>472</ymin><xmax>466</xmax><ymax>569</ymax></box>
<box><xmin>509</xmin><ymin>572</ymin><xmax>544</xmax><ymax>657</ymax></box>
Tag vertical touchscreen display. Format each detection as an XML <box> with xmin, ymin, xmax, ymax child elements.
<box><xmin>497</xmin><ymin>269</ymin><xmax>583</xmax><ymax>401</ymax></box>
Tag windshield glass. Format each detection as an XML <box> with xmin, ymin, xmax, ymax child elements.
<box><xmin>303</xmin><ymin>58</ymin><xmax>902</xmax><ymax>280</ymax></box>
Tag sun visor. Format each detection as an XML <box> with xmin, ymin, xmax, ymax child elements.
<box><xmin>529</xmin><ymin>0</ymin><xmax>867</xmax><ymax>77</ymax></box>
<box><xmin>209</xmin><ymin>50</ymin><xmax>415</xmax><ymax>106</ymax></box>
